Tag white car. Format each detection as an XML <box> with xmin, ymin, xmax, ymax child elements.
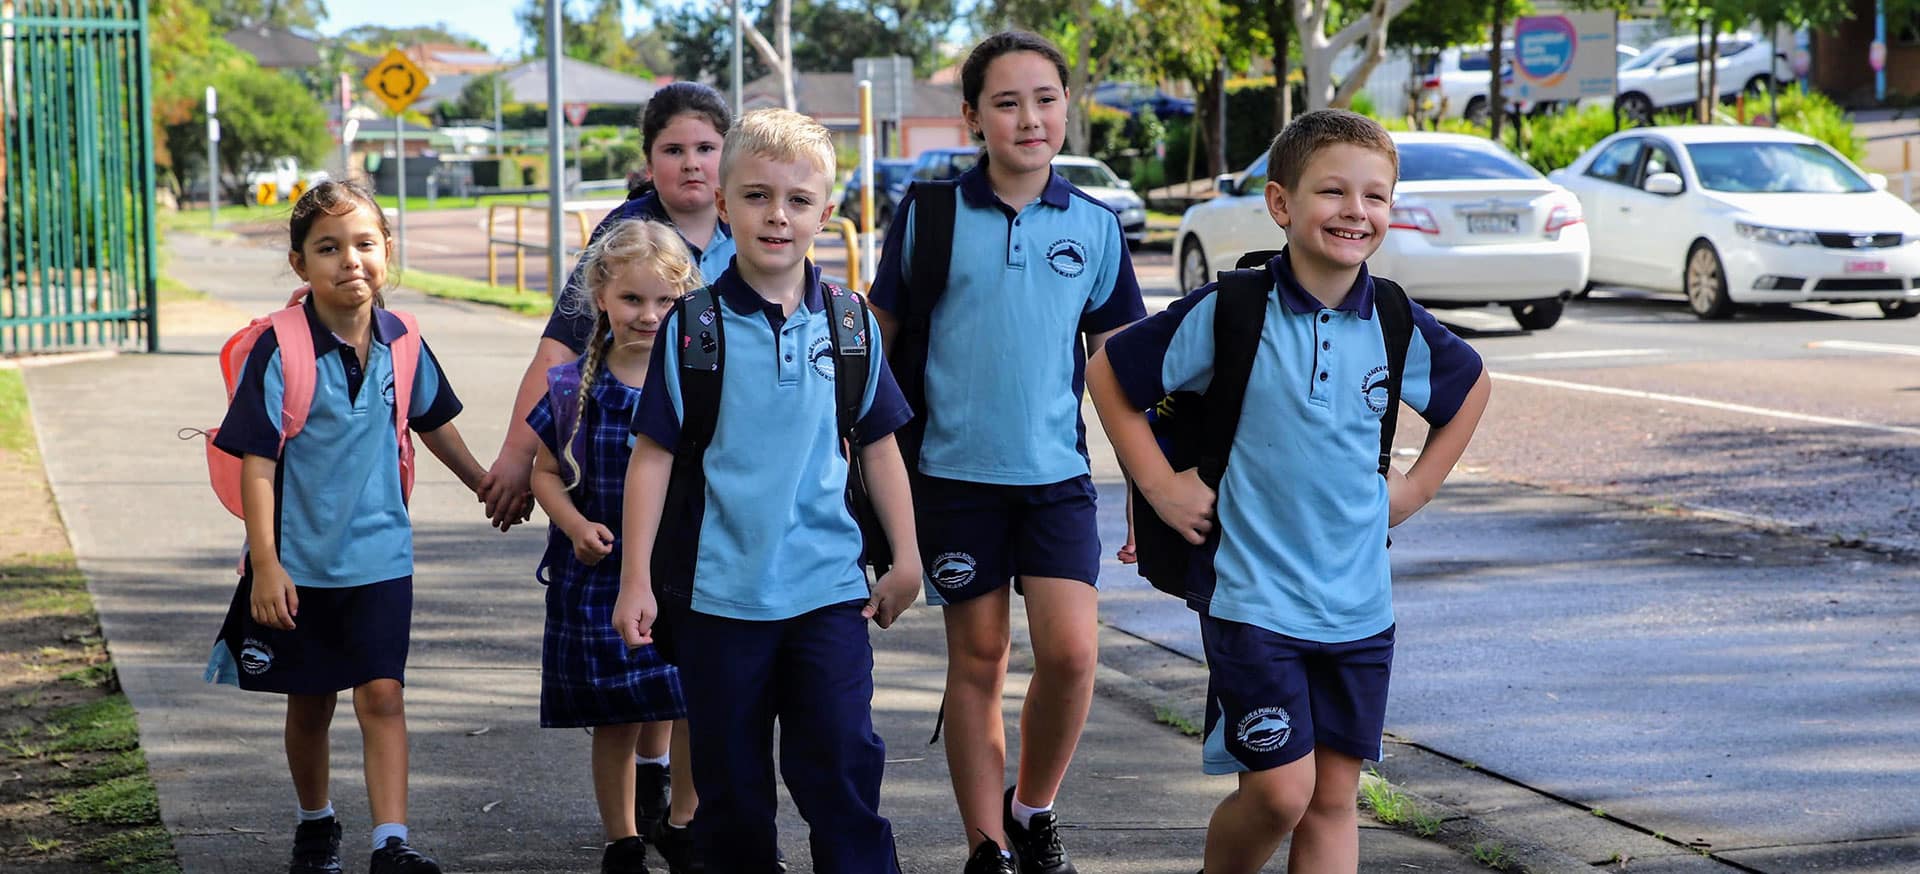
<box><xmin>1584</xmin><ymin>34</ymin><xmax>1791</xmax><ymax>124</ymax></box>
<box><xmin>1423</xmin><ymin>44</ymin><xmax>1638</xmax><ymax>123</ymax></box>
<box><xmin>1549</xmin><ymin>125</ymin><xmax>1920</xmax><ymax>319</ymax></box>
<box><xmin>1175</xmin><ymin>132</ymin><xmax>1590</xmax><ymax>329</ymax></box>
<box><xmin>1052</xmin><ymin>155</ymin><xmax>1148</xmax><ymax>248</ymax></box>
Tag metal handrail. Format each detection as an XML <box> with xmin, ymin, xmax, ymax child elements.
<box><xmin>815</xmin><ymin>216</ymin><xmax>864</xmax><ymax>294</ymax></box>
<box><xmin>486</xmin><ymin>203</ymin><xmax>593</xmax><ymax>293</ymax></box>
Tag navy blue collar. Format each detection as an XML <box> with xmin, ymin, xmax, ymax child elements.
<box><xmin>956</xmin><ymin>159</ymin><xmax>1074</xmax><ymax>212</ymax></box>
<box><xmin>303</xmin><ymin>297</ymin><xmax>407</xmax><ymax>356</ymax></box>
<box><xmin>713</xmin><ymin>259</ymin><xmax>827</xmax><ymax>321</ymax></box>
<box><xmin>1268</xmin><ymin>248</ymin><xmax>1375</xmax><ymax>318</ymax></box>
<box><xmin>628</xmin><ymin>191</ymin><xmax>731</xmax><ymax>256</ymax></box>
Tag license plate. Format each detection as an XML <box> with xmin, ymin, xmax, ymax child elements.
<box><xmin>1466</xmin><ymin>212</ymin><xmax>1520</xmax><ymax>234</ymax></box>
<box><xmin>1846</xmin><ymin>259</ymin><xmax>1888</xmax><ymax>274</ymax></box>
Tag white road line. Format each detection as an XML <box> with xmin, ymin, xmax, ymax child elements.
<box><xmin>1488</xmin><ymin>348</ymin><xmax>1667</xmax><ymax>362</ymax></box>
<box><xmin>1490</xmin><ymin>371</ymin><xmax>1920</xmax><ymax>437</ymax></box>
<box><xmin>1807</xmin><ymin>340</ymin><xmax>1920</xmax><ymax>357</ymax></box>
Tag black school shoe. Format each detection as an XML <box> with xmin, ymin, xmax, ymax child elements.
<box><xmin>1003</xmin><ymin>787</ymin><xmax>1077</xmax><ymax>874</ymax></box>
<box><xmin>962</xmin><ymin>838</ymin><xmax>1016</xmax><ymax>874</ymax></box>
<box><xmin>649</xmin><ymin>819</ymin><xmax>699</xmax><ymax>874</ymax></box>
<box><xmin>602</xmin><ymin>835</ymin><xmax>651</xmax><ymax>874</ymax></box>
<box><xmin>288</xmin><ymin>816</ymin><xmax>343</xmax><ymax>874</ymax></box>
<box><xmin>636</xmin><ymin>762</ymin><xmax>671</xmax><ymax>837</ymax></box>
<box><xmin>369</xmin><ymin>836</ymin><xmax>442</xmax><ymax>874</ymax></box>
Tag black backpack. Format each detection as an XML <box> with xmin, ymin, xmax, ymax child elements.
<box><xmin>651</xmin><ymin>283</ymin><xmax>892</xmax><ymax>623</ymax></box>
<box><xmin>885</xmin><ymin>180</ymin><xmax>959</xmax><ymax>470</ymax></box>
<box><xmin>1130</xmin><ymin>251</ymin><xmax>1414</xmax><ymax>611</ymax></box>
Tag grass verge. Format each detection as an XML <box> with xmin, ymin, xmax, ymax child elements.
<box><xmin>1153</xmin><ymin>704</ymin><xmax>1202</xmax><ymax>737</ymax></box>
<box><xmin>0</xmin><ymin>369</ymin><xmax>181</xmax><ymax>873</ymax></box>
<box><xmin>399</xmin><ymin>267</ymin><xmax>553</xmax><ymax>316</ymax></box>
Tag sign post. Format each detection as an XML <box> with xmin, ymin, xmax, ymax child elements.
<box><xmin>1512</xmin><ymin>12</ymin><xmax>1617</xmax><ymax>115</ymax></box>
<box><xmin>364</xmin><ymin>48</ymin><xmax>431</xmax><ymax>273</ymax></box>
<box><xmin>206</xmin><ymin>86</ymin><xmax>218</xmax><ymax>230</ymax></box>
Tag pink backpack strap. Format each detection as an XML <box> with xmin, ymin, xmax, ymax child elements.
<box><xmin>266</xmin><ymin>306</ymin><xmax>318</xmax><ymax>453</ymax></box>
<box><xmin>388</xmin><ymin>310</ymin><xmax>424</xmax><ymax>505</ymax></box>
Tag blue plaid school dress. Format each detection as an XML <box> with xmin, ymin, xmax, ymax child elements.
<box><xmin>527</xmin><ymin>359</ymin><xmax>686</xmax><ymax>728</ymax></box>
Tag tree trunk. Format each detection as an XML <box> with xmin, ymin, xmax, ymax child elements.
<box><xmin>1695</xmin><ymin>19</ymin><xmax>1707</xmax><ymax>123</ymax></box>
<box><xmin>1488</xmin><ymin>0</ymin><xmax>1507</xmax><ymax>141</ymax></box>
<box><xmin>738</xmin><ymin>0</ymin><xmax>795</xmax><ymax>110</ymax></box>
<box><xmin>1297</xmin><ymin>0</ymin><xmax>1416</xmax><ymax>110</ymax></box>
<box><xmin>1211</xmin><ymin>60</ymin><xmax>1227</xmax><ymax>177</ymax></box>
<box><xmin>1707</xmin><ymin>30</ymin><xmax>1720</xmax><ymax>119</ymax></box>
<box><xmin>1268</xmin><ymin>0</ymin><xmax>1292</xmax><ymax>130</ymax></box>
<box><xmin>1068</xmin><ymin>0</ymin><xmax>1095</xmax><ymax>156</ymax></box>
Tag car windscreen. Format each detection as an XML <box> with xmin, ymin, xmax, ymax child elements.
<box><xmin>1686</xmin><ymin>142</ymin><xmax>1871</xmax><ymax>193</ymax></box>
<box><xmin>1397</xmin><ymin>142</ymin><xmax>1541</xmax><ymax>181</ymax></box>
<box><xmin>1053</xmin><ymin>163</ymin><xmax>1119</xmax><ymax>188</ymax></box>
<box><xmin>1619</xmin><ymin>46</ymin><xmax>1667</xmax><ymax>71</ymax></box>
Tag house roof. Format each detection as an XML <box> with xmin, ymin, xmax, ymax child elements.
<box><xmin>406</xmin><ymin>43</ymin><xmax>505</xmax><ymax>74</ymax></box>
<box><xmin>225</xmin><ymin>26</ymin><xmax>323</xmax><ymax>69</ymax></box>
<box><xmin>742</xmin><ymin>72</ymin><xmax>962</xmax><ymax>119</ymax></box>
<box><xmin>496</xmin><ymin>56</ymin><xmax>658</xmax><ymax>106</ymax></box>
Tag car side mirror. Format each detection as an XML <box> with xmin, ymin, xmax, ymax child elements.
<box><xmin>1547</xmin><ymin>169</ymin><xmax>1567</xmax><ymax>184</ymax></box>
<box><xmin>1868</xmin><ymin>172</ymin><xmax>1889</xmax><ymax>191</ymax></box>
<box><xmin>1644</xmin><ymin>172</ymin><xmax>1684</xmax><ymax>195</ymax></box>
<box><xmin>1215</xmin><ymin>173</ymin><xmax>1238</xmax><ymax>196</ymax></box>
<box><xmin>1117</xmin><ymin>179</ymin><xmax>1133</xmax><ymax>190</ymax></box>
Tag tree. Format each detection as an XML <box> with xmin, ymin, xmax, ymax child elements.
<box><xmin>660</xmin><ymin>3</ymin><xmax>769</xmax><ymax>83</ymax></box>
<box><xmin>336</xmin><ymin>24</ymin><xmax>491</xmax><ymax>51</ymax></box>
<box><xmin>200</xmin><ymin>0</ymin><xmax>330</xmax><ymax>31</ymax></box>
<box><xmin>443</xmin><ymin>73</ymin><xmax>503</xmax><ymax>124</ymax></box>
<box><xmin>1291</xmin><ymin>0</ymin><xmax>1418</xmax><ymax>111</ymax></box>
<box><xmin>151</xmin><ymin>0</ymin><xmax>248</xmax><ymax>190</ymax></box>
<box><xmin>168</xmin><ymin>66</ymin><xmax>330</xmax><ymax>200</ymax></box>
<box><xmin>517</xmin><ymin>0</ymin><xmax>644</xmax><ymax>73</ymax></box>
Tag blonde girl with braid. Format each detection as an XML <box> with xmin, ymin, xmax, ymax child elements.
<box><xmin>525</xmin><ymin>219</ymin><xmax>702</xmax><ymax>874</ymax></box>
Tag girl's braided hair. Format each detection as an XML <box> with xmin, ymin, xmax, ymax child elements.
<box><xmin>559</xmin><ymin>220</ymin><xmax>701</xmax><ymax>489</ymax></box>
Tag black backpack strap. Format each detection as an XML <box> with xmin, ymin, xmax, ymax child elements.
<box><xmin>1197</xmin><ymin>268</ymin><xmax>1272</xmax><ymax>488</ymax></box>
<box><xmin>674</xmin><ymin>285</ymin><xmax>724</xmax><ymax>458</ymax></box>
<box><xmin>904</xmin><ymin>181</ymin><xmax>956</xmax><ymax>326</ymax></box>
<box><xmin>1234</xmin><ymin>249</ymin><xmax>1283</xmax><ymax>270</ymax></box>
<box><xmin>825</xmin><ymin>283</ymin><xmax>892</xmax><ymax>574</ymax></box>
<box><xmin>1371</xmin><ymin>277</ymin><xmax>1414</xmax><ymax>476</ymax></box>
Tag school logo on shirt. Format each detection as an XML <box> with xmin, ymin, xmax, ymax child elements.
<box><xmin>1236</xmin><ymin>706</ymin><xmax>1293</xmax><ymax>753</ymax></box>
<box><xmin>808</xmin><ymin>336</ymin><xmax>835</xmax><ymax>381</ymax></box>
<box><xmin>1045</xmin><ymin>239</ymin><xmax>1088</xmax><ymax>278</ymax></box>
<box><xmin>239</xmin><ymin>638</ymin><xmax>275</xmax><ymax>675</ymax></box>
<box><xmin>382</xmin><ymin>375</ymin><xmax>397</xmax><ymax>406</ymax></box>
<box><xmin>930</xmin><ymin>552</ymin><xmax>978</xmax><ymax>591</ymax></box>
<box><xmin>1361</xmin><ymin>365</ymin><xmax>1392</xmax><ymax>414</ymax></box>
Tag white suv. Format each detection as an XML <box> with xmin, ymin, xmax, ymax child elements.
<box><xmin>1587</xmin><ymin>34</ymin><xmax>1791</xmax><ymax>124</ymax></box>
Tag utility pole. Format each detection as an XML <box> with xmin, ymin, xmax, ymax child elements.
<box><xmin>731</xmin><ymin>0</ymin><xmax>744</xmax><ymax>114</ymax></box>
<box><xmin>206</xmin><ymin>86</ymin><xmax>218</xmax><ymax>229</ymax></box>
<box><xmin>546</xmin><ymin>0</ymin><xmax>566</xmax><ymax>299</ymax></box>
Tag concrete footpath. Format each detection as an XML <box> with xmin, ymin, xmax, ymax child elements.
<box><xmin>25</xmin><ymin>233</ymin><xmax>1562</xmax><ymax>872</ymax></box>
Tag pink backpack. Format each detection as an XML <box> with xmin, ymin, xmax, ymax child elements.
<box><xmin>198</xmin><ymin>287</ymin><xmax>423</xmax><ymax>518</ymax></box>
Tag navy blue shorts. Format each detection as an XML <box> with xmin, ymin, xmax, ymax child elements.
<box><xmin>206</xmin><ymin>570</ymin><xmax>412</xmax><ymax>696</ymax></box>
<box><xmin>1199</xmin><ymin>616</ymin><xmax>1394</xmax><ymax>774</ymax></box>
<box><xmin>913</xmin><ymin>473</ymin><xmax>1101</xmax><ymax>606</ymax></box>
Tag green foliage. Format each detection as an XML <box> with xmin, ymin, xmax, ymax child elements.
<box><xmin>1471</xmin><ymin>842</ymin><xmax>1514</xmax><ymax>870</ymax></box>
<box><xmin>1771</xmin><ymin>84</ymin><xmax>1865</xmax><ymax>163</ymax></box>
<box><xmin>1520</xmin><ymin>102</ymin><xmax>1621</xmax><ymax>172</ymax></box>
<box><xmin>43</xmin><ymin>696</ymin><xmax>140</xmax><ymax>755</ymax></box>
<box><xmin>0</xmin><ymin>369</ymin><xmax>33</xmax><ymax>458</ymax></box>
<box><xmin>336</xmin><ymin>24</ymin><xmax>490</xmax><ymax>51</ymax></box>
<box><xmin>444</xmin><ymin>74</ymin><xmax>503</xmax><ymax>125</ymax></box>
<box><xmin>79</xmin><ymin>826</ymin><xmax>179</xmax><ymax>873</ymax></box>
<box><xmin>164</xmin><ymin>66</ymin><xmax>328</xmax><ymax>200</ymax></box>
<box><xmin>1359</xmin><ymin>770</ymin><xmax>1444</xmax><ymax>837</ymax></box>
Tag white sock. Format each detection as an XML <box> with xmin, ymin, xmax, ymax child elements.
<box><xmin>1010</xmin><ymin>795</ymin><xmax>1053</xmax><ymax>829</ymax></box>
<box><xmin>371</xmin><ymin>822</ymin><xmax>408</xmax><ymax>850</ymax></box>
<box><xmin>297</xmin><ymin>803</ymin><xmax>334</xmax><ymax>822</ymax></box>
<box><xmin>635</xmin><ymin>751</ymin><xmax>670</xmax><ymax>767</ymax></box>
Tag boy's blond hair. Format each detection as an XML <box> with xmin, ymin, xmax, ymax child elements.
<box><xmin>1267</xmin><ymin>109</ymin><xmax>1398</xmax><ymax>191</ymax></box>
<box><xmin>719</xmin><ymin>108</ymin><xmax>837</xmax><ymax>186</ymax></box>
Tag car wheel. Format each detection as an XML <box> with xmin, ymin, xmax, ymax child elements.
<box><xmin>1878</xmin><ymin>300</ymin><xmax>1920</xmax><ymax>319</ymax></box>
<box><xmin>1179</xmin><ymin>236</ymin><xmax>1209</xmax><ymax>295</ymax></box>
<box><xmin>1685</xmin><ymin>242</ymin><xmax>1734</xmax><ymax>320</ymax></box>
<box><xmin>1744</xmin><ymin>75</ymin><xmax>1772</xmax><ymax>97</ymax></box>
<box><xmin>1617</xmin><ymin>93</ymin><xmax>1654</xmax><ymax>126</ymax></box>
<box><xmin>1464</xmin><ymin>96</ymin><xmax>1489</xmax><ymax>126</ymax></box>
<box><xmin>1510</xmin><ymin>298</ymin><xmax>1564</xmax><ymax>330</ymax></box>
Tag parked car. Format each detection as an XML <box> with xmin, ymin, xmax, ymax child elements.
<box><xmin>1051</xmin><ymin>155</ymin><xmax>1148</xmax><ymax>248</ymax></box>
<box><xmin>839</xmin><ymin>157</ymin><xmax>913</xmax><ymax>232</ymax></box>
<box><xmin>1422</xmin><ymin>45</ymin><xmax>1515</xmax><ymax>124</ymax></box>
<box><xmin>1581</xmin><ymin>34</ymin><xmax>1792</xmax><ymax>124</ymax></box>
<box><xmin>1549</xmin><ymin>125</ymin><xmax>1920</xmax><ymax>319</ymax></box>
<box><xmin>246</xmin><ymin>156</ymin><xmax>329</xmax><ymax>205</ymax></box>
<box><xmin>893</xmin><ymin>150</ymin><xmax>1147</xmax><ymax>247</ymax></box>
<box><xmin>1176</xmin><ymin>132</ymin><xmax>1589</xmax><ymax>329</ymax></box>
<box><xmin>1092</xmin><ymin>82</ymin><xmax>1196</xmax><ymax>118</ymax></box>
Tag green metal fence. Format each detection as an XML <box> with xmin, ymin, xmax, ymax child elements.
<box><xmin>1</xmin><ymin>0</ymin><xmax>158</xmax><ymax>354</ymax></box>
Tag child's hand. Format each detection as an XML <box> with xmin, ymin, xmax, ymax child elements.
<box><xmin>864</xmin><ymin>563</ymin><xmax>920</xmax><ymax>629</ymax></box>
<box><xmin>478</xmin><ymin>455</ymin><xmax>536</xmax><ymax>532</ymax></box>
<box><xmin>1386</xmin><ymin>466</ymin><xmax>1431</xmax><ymax>527</ymax></box>
<box><xmin>250</xmin><ymin>563</ymin><xmax>299</xmax><ymax>631</ymax></box>
<box><xmin>1116</xmin><ymin>539</ymin><xmax>1137</xmax><ymax>564</ymax></box>
<box><xmin>568</xmin><ymin>521</ymin><xmax>616</xmax><ymax>566</ymax></box>
<box><xmin>1143</xmin><ymin>468</ymin><xmax>1216</xmax><ymax>546</ymax></box>
<box><xmin>612</xmin><ymin>586</ymin><xmax>658</xmax><ymax>648</ymax></box>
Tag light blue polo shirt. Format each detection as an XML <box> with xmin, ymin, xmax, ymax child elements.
<box><xmin>1104</xmin><ymin>250</ymin><xmax>1484</xmax><ymax>642</ymax></box>
<box><xmin>868</xmin><ymin>162</ymin><xmax>1145</xmax><ymax>485</ymax></box>
<box><xmin>215</xmin><ymin>304</ymin><xmax>463</xmax><ymax>588</ymax></box>
<box><xmin>634</xmin><ymin>262</ymin><xmax>913</xmax><ymax>621</ymax></box>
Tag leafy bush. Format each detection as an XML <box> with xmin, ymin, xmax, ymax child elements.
<box><xmin>1522</xmin><ymin>103</ymin><xmax>1620</xmax><ymax>172</ymax></box>
<box><xmin>1771</xmin><ymin>84</ymin><xmax>1865</xmax><ymax>163</ymax></box>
